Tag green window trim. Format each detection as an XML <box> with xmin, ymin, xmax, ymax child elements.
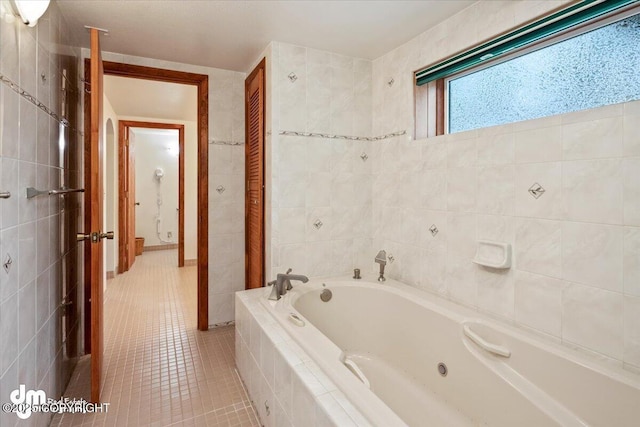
<box><xmin>415</xmin><ymin>0</ymin><xmax>639</xmax><ymax>86</ymax></box>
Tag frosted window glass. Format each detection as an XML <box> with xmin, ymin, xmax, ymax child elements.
<box><xmin>448</xmin><ymin>13</ymin><xmax>640</xmax><ymax>134</ymax></box>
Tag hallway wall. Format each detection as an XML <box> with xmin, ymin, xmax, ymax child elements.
<box><xmin>84</xmin><ymin>51</ymin><xmax>247</xmax><ymax>326</ymax></box>
<box><xmin>0</xmin><ymin>2</ymin><xmax>85</xmax><ymax>426</ymax></box>
<box><xmin>103</xmin><ymin>95</ymin><xmax>118</xmax><ymax>275</ymax></box>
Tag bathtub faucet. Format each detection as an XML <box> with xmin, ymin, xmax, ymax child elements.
<box><xmin>268</xmin><ymin>269</ymin><xmax>309</xmax><ymax>301</ymax></box>
<box><xmin>375</xmin><ymin>250</ymin><xmax>387</xmax><ymax>282</ymax></box>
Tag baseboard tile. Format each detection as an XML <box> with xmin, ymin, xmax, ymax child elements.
<box><xmin>143</xmin><ymin>244</ymin><xmax>178</xmax><ymax>252</ymax></box>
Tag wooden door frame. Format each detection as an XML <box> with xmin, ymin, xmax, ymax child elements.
<box><xmin>83</xmin><ymin>59</ymin><xmax>210</xmax><ymax>334</ymax></box>
<box><xmin>245</xmin><ymin>58</ymin><xmax>266</xmax><ymax>290</ymax></box>
<box><xmin>118</xmin><ymin>121</ymin><xmax>186</xmax><ymax>268</ymax></box>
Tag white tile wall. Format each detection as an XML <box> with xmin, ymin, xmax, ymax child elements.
<box><xmin>267</xmin><ymin>43</ymin><xmax>373</xmax><ymax>281</ymax></box>
<box><xmin>514</xmin><ymin>271</ymin><xmax>564</xmax><ymax>337</ymax></box>
<box><xmin>562</xmin><ymin>222</ymin><xmax>622</xmax><ymax>292</ymax></box>
<box><xmin>368</xmin><ymin>0</ymin><xmax>640</xmax><ymax>370</ymax></box>
<box><xmin>624</xmin><ymin>227</ymin><xmax>640</xmax><ymax>297</ymax></box>
<box><xmin>366</xmin><ymin>101</ymin><xmax>640</xmax><ymax>368</ymax></box>
<box><xmin>562</xmin><ymin>283</ymin><xmax>624</xmax><ymax>360</ymax></box>
<box><xmin>235</xmin><ymin>291</ymin><xmax>370</xmax><ymax>427</ymax></box>
<box><xmin>562</xmin><ymin>158</ymin><xmax>624</xmax><ymax>224</ymax></box>
<box><xmin>0</xmin><ymin>3</ymin><xmax>84</xmax><ymax>426</ymax></box>
<box><xmin>624</xmin><ymin>157</ymin><xmax>640</xmax><ymax>226</ymax></box>
<box><xmin>514</xmin><ymin>123</ymin><xmax>563</xmax><ymax>163</ymax></box>
<box><xmin>234</xmin><ymin>0</ymin><xmax>640</xmax><ymax>378</ymax></box>
<box><xmin>624</xmin><ymin>296</ymin><xmax>640</xmax><ymax>368</ymax></box>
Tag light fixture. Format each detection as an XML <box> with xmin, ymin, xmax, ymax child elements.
<box><xmin>9</xmin><ymin>0</ymin><xmax>50</xmax><ymax>27</ymax></box>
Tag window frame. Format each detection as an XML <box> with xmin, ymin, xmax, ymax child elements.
<box><xmin>415</xmin><ymin>3</ymin><xmax>640</xmax><ymax>138</ymax></box>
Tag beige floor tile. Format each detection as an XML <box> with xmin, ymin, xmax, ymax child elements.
<box><xmin>50</xmin><ymin>250</ymin><xmax>259</xmax><ymax>427</ymax></box>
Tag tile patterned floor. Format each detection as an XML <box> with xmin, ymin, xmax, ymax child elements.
<box><xmin>51</xmin><ymin>250</ymin><xmax>259</xmax><ymax>427</ymax></box>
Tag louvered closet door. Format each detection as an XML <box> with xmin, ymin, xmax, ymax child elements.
<box><xmin>245</xmin><ymin>59</ymin><xmax>265</xmax><ymax>289</ymax></box>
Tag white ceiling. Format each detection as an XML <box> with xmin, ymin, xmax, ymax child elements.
<box><xmin>57</xmin><ymin>0</ymin><xmax>475</xmax><ymax>73</ymax></box>
<box><xmin>104</xmin><ymin>75</ymin><xmax>197</xmax><ymax>121</ymax></box>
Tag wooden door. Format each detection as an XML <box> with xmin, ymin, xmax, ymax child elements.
<box><xmin>128</xmin><ymin>130</ymin><xmax>136</xmax><ymax>268</ymax></box>
<box><xmin>118</xmin><ymin>125</ymin><xmax>128</xmax><ymax>271</ymax></box>
<box><xmin>84</xmin><ymin>27</ymin><xmax>105</xmax><ymax>404</ymax></box>
<box><xmin>117</xmin><ymin>125</ymin><xmax>137</xmax><ymax>272</ymax></box>
<box><xmin>245</xmin><ymin>59</ymin><xmax>266</xmax><ymax>289</ymax></box>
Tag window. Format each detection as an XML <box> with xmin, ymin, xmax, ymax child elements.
<box><xmin>448</xmin><ymin>12</ymin><xmax>640</xmax><ymax>133</ymax></box>
<box><xmin>415</xmin><ymin>1</ymin><xmax>640</xmax><ymax>137</ymax></box>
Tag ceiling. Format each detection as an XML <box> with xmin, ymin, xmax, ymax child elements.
<box><xmin>57</xmin><ymin>0</ymin><xmax>475</xmax><ymax>73</ymax></box>
<box><xmin>104</xmin><ymin>75</ymin><xmax>197</xmax><ymax>121</ymax></box>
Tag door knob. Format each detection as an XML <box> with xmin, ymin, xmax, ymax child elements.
<box><xmin>77</xmin><ymin>232</ymin><xmax>100</xmax><ymax>243</ymax></box>
<box><xmin>78</xmin><ymin>232</ymin><xmax>109</xmax><ymax>243</ymax></box>
<box><xmin>100</xmin><ymin>231</ymin><xmax>115</xmax><ymax>240</ymax></box>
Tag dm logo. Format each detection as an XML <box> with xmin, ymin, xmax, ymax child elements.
<box><xmin>10</xmin><ymin>384</ymin><xmax>46</xmax><ymax>419</ymax></box>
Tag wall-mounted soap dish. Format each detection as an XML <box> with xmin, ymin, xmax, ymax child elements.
<box><xmin>472</xmin><ymin>240</ymin><xmax>512</xmax><ymax>269</ymax></box>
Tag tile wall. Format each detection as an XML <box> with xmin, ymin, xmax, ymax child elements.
<box><xmin>207</xmin><ymin>69</ymin><xmax>245</xmax><ymax>326</ymax></box>
<box><xmin>235</xmin><ymin>290</ymin><xmax>370</xmax><ymax>427</ymax></box>
<box><xmin>369</xmin><ymin>0</ymin><xmax>640</xmax><ymax>371</ymax></box>
<box><xmin>0</xmin><ymin>2</ymin><xmax>84</xmax><ymax>426</ymax></box>
<box><xmin>248</xmin><ymin>2</ymin><xmax>639</xmax><ymax>373</ymax></box>
<box><xmin>265</xmin><ymin>42</ymin><xmax>374</xmax><ymax>282</ymax></box>
<box><xmin>92</xmin><ymin>51</ymin><xmax>246</xmax><ymax>326</ymax></box>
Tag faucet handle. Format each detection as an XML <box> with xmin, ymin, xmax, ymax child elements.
<box><xmin>286</xmin><ymin>268</ymin><xmax>292</xmax><ymax>274</ymax></box>
<box><xmin>267</xmin><ymin>280</ymin><xmax>276</xmax><ymax>287</ymax></box>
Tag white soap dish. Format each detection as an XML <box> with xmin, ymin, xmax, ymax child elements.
<box><xmin>472</xmin><ymin>240</ymin><xmax>512</xmax><ymax>269</ymax></box>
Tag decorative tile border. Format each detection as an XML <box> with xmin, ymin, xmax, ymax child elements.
<box><xmin>209</xmin><ymin>139</ymin><xmax>245</xmax><ymax>146</ymax></box>
<box><xmin>210</xmin><ymin>130</ymin><xmax>407</xmax><ymax>145</ymax></box>
<box><xmin>279</xmin><ymin>129</ymin><xmax>407</xmax><ymax>142</ymax></box>
<box><xmin>0</xmin><ymin>73</ymin><xmax>69</xmax><ymax>128</ymax></box>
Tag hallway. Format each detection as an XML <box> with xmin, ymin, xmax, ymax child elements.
<box><xmin>51</xmin><ymin>250</ymin><xmax>259</xmax><ymax>426</ymax></box>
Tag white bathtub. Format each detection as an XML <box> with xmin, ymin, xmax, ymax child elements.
<box><xmin>259</xmin><ymin>276</ymin><xmax>640</xmax><ymax>427</ymax></box>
